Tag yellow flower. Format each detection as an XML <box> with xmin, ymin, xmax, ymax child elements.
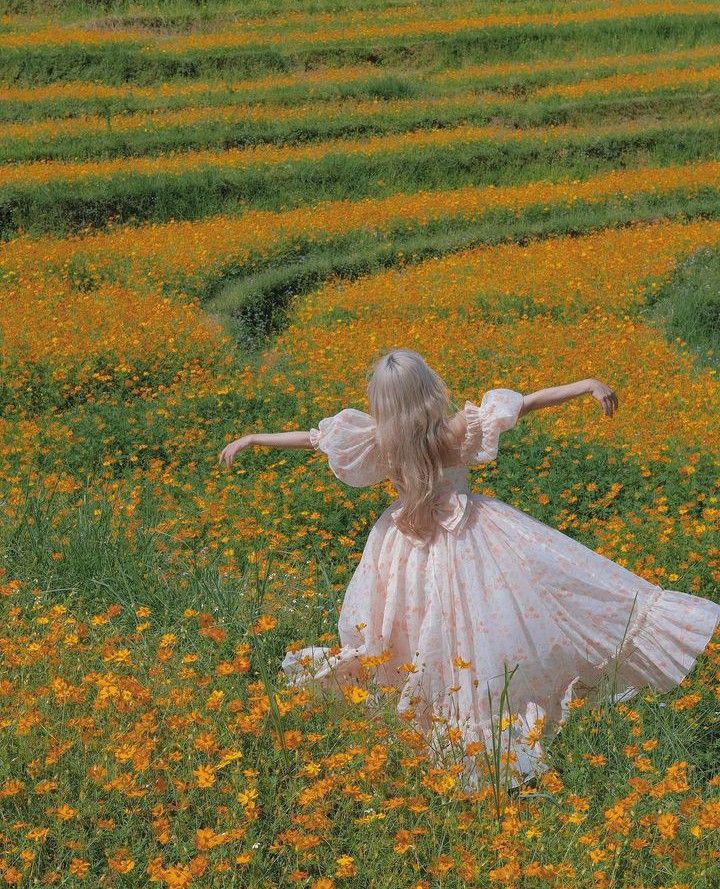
<box><xmin>251</xmin><ymin>614</ymin><xmax>278</xmax><ymax>633</ymax></box>
<box><xmin>237</xmin><ymin>787</ymin><xmax>259</xmax><ymax>807</ymax></box>
<box><xmin>585</xmin><ymin>753</ymin><xmax>607</xmax><ymax>767</ymax></box>
<box><xmin>107</xmin><ymin>849</ymin><xmax>135</xmax><ymax>874</ymax></box>
<box><xmin>335</xmin><ymin>856</ymin><xmax>358</xmax><ymax>877</ymax></box>
<box><xmin>422</xmin><ymin>769</ymin><xmax>457</xmax><ymax>794</ymax></box>
<box><xmin>697</xmin><ymin>800</ymin><xmax>720</xmax><ymax>829</ymax></box>
<box><xmin>343</xmin><ymin>684</ymin><xmax>369</xmax><ymax>704</ymax></box>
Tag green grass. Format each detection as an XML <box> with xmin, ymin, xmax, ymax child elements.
<box><xmin>1</xmin><ymin>6</ymin><xmax>719</xmax><ymax>884</ymax></box>
<box><xmin>204</xmin><ymin>188</ymin><xmax>720</xmax><ymax>354</ymax></box>
<box><xmin>3</xmin><ymin>114</ymin><xmax>720</xmax><ymax>238</ymax></box>
<box><xmin>3</xmin><ymin>13</ymin><xmax>720</xmax><ymax>84</ymax></box>
<box><xmin>643</xmin><ymin>245</ymin><xmax>720</xmax><ymax>370</ymax></box>
<box><xmin>4</xmin><ymin>87</ymin><xmax>720</xmax><ymax>164</ymax></box>
<box><xmin>0</xmin><ymin>0</ymin><xmax>617</xmax><ymax>20</ymax></box>
<box><xmin>3</xmin><ymin>403</ymin><xmax>715</xmax><ymax>618</ymax></box>
<box><xmin>3</xmin><ymin>47</ymin><xmax>720</xmax><ymax>123</ymax></box>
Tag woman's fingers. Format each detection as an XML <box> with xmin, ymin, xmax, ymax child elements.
<box><xmin>219</xmin><ymin>438</ymin><xmax>248</xmax><ymax>467</ymax></box>
<box><xmin>218</xmin><ymin>444</ymin><xmax>234</xmax><ymax>467</ymax></box>
<box><xmin>597</xmin><ymin>386</ymin><xmax>618</xmax><ymax>417</ymax></box>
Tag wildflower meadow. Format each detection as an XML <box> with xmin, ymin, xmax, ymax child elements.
<box><xmin>0</xmin><ymin>1</ymin><xmax>719</xmax><ymax>887</ymax></box>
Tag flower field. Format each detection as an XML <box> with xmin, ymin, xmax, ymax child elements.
<box><xmin>1</xmin><ymin>1</ymin><xmax>719</xmax><ymax>886</ymax></box>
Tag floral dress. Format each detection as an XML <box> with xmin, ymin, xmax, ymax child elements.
<box><xmin>280</xmin><ymin>389</ymin><xmax>720</xmax><ymax>789</ymax></box>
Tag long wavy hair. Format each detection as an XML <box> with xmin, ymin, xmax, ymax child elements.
<box><xmin>367</xmin><ymin>348</ymin><xmax>459</xmax><ymax>543</ymax></box>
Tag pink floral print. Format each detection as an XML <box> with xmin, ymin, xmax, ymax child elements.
<box><xmin>281</xmin><ymin>389</ymin><xmax>720</xmax><ymax>789</ymax></box>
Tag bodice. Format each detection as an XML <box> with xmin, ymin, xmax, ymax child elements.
<box><xmin>309</xmin><ymin>388</ymin><xmax>527</xmax><ymax>547</ymax></box>
<box><xmin>388</xmin><ymin>465</ymin><xmax>473</xmax><ymax>547</ymax></box>
<box><xmin>388</xmin><ymin>464</ymin><xmax>470</xmax><ymax>495</ymax></box>
<box><xmin>439</xmin><ymin>465</ymin><xmax>471</xmax><ymax>494</ymax></box>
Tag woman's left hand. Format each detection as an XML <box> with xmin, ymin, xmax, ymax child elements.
<box><xmin>218</xmin><ymin>435</ymin><xmax>253</xmax><ymax>468</ymax></box>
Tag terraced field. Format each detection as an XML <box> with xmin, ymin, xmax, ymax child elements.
<box><xmin>0</xmin><ymin>1</ymin><xmax>719</xmax><ymax>886</ymax></box>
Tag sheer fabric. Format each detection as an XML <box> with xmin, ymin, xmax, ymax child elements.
<box><xmin>282</xmin><ymin>389</ymin><xmax>720</xmax><ymax>789</ymax></box>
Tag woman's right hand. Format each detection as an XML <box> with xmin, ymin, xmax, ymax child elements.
<box><xmin>218</xmin><ymin>434</ymin><xmax>254</xmax><ymax>468</ymax></box>
<box><xmin>588</xmin><ymin>379</ymin><xmax>619</xmax><ymax>417</ymax></box>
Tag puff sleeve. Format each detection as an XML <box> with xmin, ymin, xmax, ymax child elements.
<box><xmin>460</xmin><ymin>388</ymin><xmax>524</xmax><ymax>465</ymax></box>
<box><xmin>309</xmin><ymin>408</ymin><xmax>388</xmax><ymax>487</ymax></box>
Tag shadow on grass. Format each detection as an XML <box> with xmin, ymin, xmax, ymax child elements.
<box><xmin>642</xmin><ymin>244</ymin><xmax>720</xmax><ymax>371</ymax></box>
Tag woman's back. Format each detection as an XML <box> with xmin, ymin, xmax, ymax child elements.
<box><xmin>219</xmin><ymin>348</ymin><xmax>718</xmax><ymax>791</ymax></box>
<box><xmin>282</xmin><ymin>377</ymin><xmax>719</xmax><ymax>791</ymax></box>
<box><xmin>438</xmin><ymin>409</ymin><xmax>471</xmax><ymax>469</ymax></box>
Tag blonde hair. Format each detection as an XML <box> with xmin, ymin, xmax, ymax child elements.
<box><xmin>367</xmin><ymin>348</ymin><xmax>459</xmax><ymax>543</ymax></box>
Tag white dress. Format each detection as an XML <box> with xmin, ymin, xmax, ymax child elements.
<box><xmin>281</xmin><ymin>389</ymin><xmax>720</xmax><ymax>789</ymax></box>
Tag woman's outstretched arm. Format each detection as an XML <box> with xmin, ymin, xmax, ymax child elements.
<box><xmin>219</xmin><ymin>430</ymin><xmax>314</xmax><ymax>468</ymax></box>
<box><xmin>518</xmin><ymin>378</ymin><xmax>618</xmax><ymax>418</ymax></box>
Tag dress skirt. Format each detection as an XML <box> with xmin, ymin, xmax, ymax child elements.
<box><xmin>281</xmin><ymin>493</ymin><xmax>720</xmax><ymax>790</ymax></box>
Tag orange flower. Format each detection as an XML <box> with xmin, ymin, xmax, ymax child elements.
<box><xmin>68</xmin><ymin>859</ymin><xmax>90</xmax><ymax>879</ymax></box>
<box><xmin>107</xmin><ymin>849</ymin><xmax>135</xmax><ymax>874</ymax></box>
<box><xmin>657</xmin><ymin>812</ymin><xmax>680</xmax><ymax>838</ymax></box>
<box><xmin>193</xmin><ymin>766</ymin><xmax>216</xmax><ymax>788</ymax></box>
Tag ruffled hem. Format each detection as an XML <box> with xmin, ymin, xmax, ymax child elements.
<box><xmin>579</xmin><ymin>585</ymin><xmax>720</xmax><ymax>698</ymax></box>
<box><xmin>279</xmin><ymin>587</ymin><xmax>720</xmax><ymax>792</ymax></box>
<box><xmin>281</xmin><ymin>644</ymin><xmax>567</xmax><ymax>790</ymax></box>
<box><xmin>281</xmin><ymin>644</ymin><xmax>369</xmax><ymax>699</ymax></box>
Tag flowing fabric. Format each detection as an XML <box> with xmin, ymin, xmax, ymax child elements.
<box><xmin>280</xmin><ymin>389</ymin><xmax>720</xmax><ymax>789</ymax></box>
